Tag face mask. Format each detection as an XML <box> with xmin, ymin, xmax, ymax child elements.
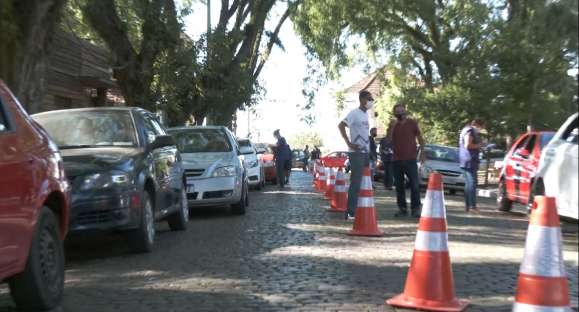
<box><xmin>395</xmin><ymin>113</ymin><xmax>405</xmax><ymax>120</ymax></box>
<box><xmin>365</xmin><ymin>100</ymin><xmax>375</xmax><ymax>110</ymax></box>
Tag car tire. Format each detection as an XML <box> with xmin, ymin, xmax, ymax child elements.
<box><xmin>128</xmin><ymin>192</ymin><xmax>155</xmax><ymax>253</ymax></box>
<box><xmin>9</xmin><ymin>207</ymin><xmax>65</xmax><ymax>311</ymax></box>
<box><xmin>167</xmin><ymin>186</ymin><xmax>189</xmax><ymax>231</ymax></box>
<box><xmin>497</xmin><ymin>179</ymin><xmax>513</xmax><ymax>212</ymax></box>
<box><xmin>231</xmin><ymin>183</ymin><xmax>247</xmax><ymax>215</ymax></box>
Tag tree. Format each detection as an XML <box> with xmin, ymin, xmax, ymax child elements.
<box><xmin>80</xmin><ymin>0</ymin><xmax>181</xmax><ymax>111</ymax></box>
<box><xmin>0</xmin><ymin>0</ymin><xmax>67</xmax><ymax>113</ymax></box>
<box><xmin>288</xmin><ymin>131</ymin><xmax>323</xmax><ymax>150</ymax></box>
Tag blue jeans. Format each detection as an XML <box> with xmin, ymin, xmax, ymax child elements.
<box><xmin>462</xmin><ymin>167</ymin><xmax>478</xmax><ymax>209</ymax></box>
<box><xmin>393</xmin><ymin>160</ymin><xmax>421</xmax><ymax>213</ymax></box>
<box><xmin>347</xmin><ymin>152</ymin><xmax>369</xmax><ymax>216</ymax></box>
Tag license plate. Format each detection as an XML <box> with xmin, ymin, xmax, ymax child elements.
<box><xmin>187</xmin><ymin>184</ymin><xmax>195</xmax><ymax>192</ymax></box>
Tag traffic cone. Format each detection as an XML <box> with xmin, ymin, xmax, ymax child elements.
<box><xmin>328</xmin><ymin>169</ymin><xmax>347</xmax><ymax>212</ymax></box>
<box><xmin>348</xmin><ymin>167</ymin><xmax>383</xmax><ymax>237</ymax></box>
<box><xmin>387</xmin><ymin>173</ymin><xmax>469</xmax><ymax>312</ymax></box>
<box><xmin>318</xmin><ymin>166</ymin><xmax>326</xmax><ymax>193</ymax></box>
<box><xmin>325</xmin><ymin>168</ymin><xmax>335</xmax><ymax>200</ymax></box>
<box><xmin>312</xmin><ymin>162</ymin><xmax>319</xmax><ymax>188</ymax></box>
<box><xmin>513</xmin><ymin>196</ymin><xmax>570</xmax><ymax>312</ymax></box>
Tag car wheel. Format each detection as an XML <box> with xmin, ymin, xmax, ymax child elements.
<box><xmin>231</xmin><ymin>183</ymin><xmax>247</xmax><ymax>215</ymax></box>
<box><xmin>497</xmin><ymin>179</ymin><xmax>513</xmax><ymax>212</ymax></box>
<box><xmin>9</xmin><ymin>207</ymin><xmax>64</xmax><ymax>311</ymax></box>
<box><xmin>128</xmin><ymin>192</ymin><xmax>155</xmax><ymax>253</ymax></box>
<box><xmin>167</xmin><ymin>185</ymin><xmax>189</xmax><ymax>231</ymax></box>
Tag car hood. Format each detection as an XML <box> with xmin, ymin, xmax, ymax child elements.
<box><xmin>60</xmin><ymin>147</ymin><xmax>141</xmax><ymax>177</ymax></box>
<box><xmin>423</xmin><ymin>159</ymin><xmax>462</xmax><ymax>172</ymax></box>
<box><xmin>181</xmin><ymin>152</ymin><xmax>236</xmax><ymax>170</ymax></box>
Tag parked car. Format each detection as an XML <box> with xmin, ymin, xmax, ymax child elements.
<box><xmin>168</xmin><ymin>126</ymin><xmax>248</xmax><ymax>215</ymax></box>
<box><xmin>33</xmin><ymin>107</ymin><xmax>188</xmax><ymax>253</ymax></box>
<box><xmin>321</xmin><ymin>151</ymin><xmax>349</xmax><ymax>168</ymax></box>
<box><xmin>533</xmin><ymin>113</ymin><xmax>578</xmax><ymax>220</ymax></box>
<box><xmin>292</xmin><ymin>149</ymin><xmax>307</xmax><ymax>170</ymax></box>
<box><xmin>497</xmin><ymin>131</ymin><xmax>555</xmax><ymax>212</ymax></box>
<box><xmin>255</xmin><ymin>143</ymin><xmax>277</xmax><ymax>184</ymax></box>
<box><xmin>0</xmin><ymin>80</ymin><xmax>70</xmax><ymax>310</ymax></box>
<box><xmin>238</xmin><ymin>138</ymin><xmax>265</xmax><ymax>190</ymax></box>
<box><xmin>418</xmin><ymin>144</ymin><xmax>465</xmax><ymax>194</ymax></box>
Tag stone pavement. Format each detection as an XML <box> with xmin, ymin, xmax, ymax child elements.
<box><xmin>1</xmin><ymin>171</ymin><xmax>577</xmax><ymax>312</ymax></box>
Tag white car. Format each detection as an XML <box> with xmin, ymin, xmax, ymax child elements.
<box><xmin>418</xmin><ymin>144</ymin><xmax>465</xmax><ymax>194</ymax></box>
<box><xmin>168</xmin><ymin>126</ymin><xmax>248</xmax><ymax>215</ymax></box>
<box><xmin>533</xmin><ymin>113</ymin><xmax>578</xmax><ymax>220</ymax></box>
<box><xmin>238</xmin><ymin>138</ymin><xmax>265</xmax><ymax>190</ymax></box>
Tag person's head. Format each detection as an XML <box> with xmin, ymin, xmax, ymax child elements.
<box><xmin>305</xmin><ymin>145</ymin><xmax>309</xmax><ymax>149</ymax></box>
<box><xmin>392</xmin><ymin>103</ymin><xmax>407</xmax><ymax>121</ymax></box>
<box><xmin>359</xmin><ymin>90</ymin><xmax>375</xmax><ymax>111</ymax></box>
<box><xmin>370</xmin><ymin>127</ymin><xmax>378</xmax><ymax>137</ymax></box>
<box><xmin>471</xmin><ymin>118</ymin><xmax>484</xmax><ymax>130</ymax></box>
<box><xmin>273</xmin><ymin>129</ymin><xmax>281</xmax><ymax>140</ymax></box>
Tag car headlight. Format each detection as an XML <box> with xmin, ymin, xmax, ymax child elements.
<box><xmin>79</xmin><ymin>172</ymin><xmax>130</xmax><ymax>191</ymax></box>
<box><xmin>212</xmin><ymin>166</ymin><xmax>236</xmax><ymax>177</ymax></box>
<box><xmin>248</xmin><ymin>160</ymin><xmax>259</xmax><ymax>168</ymax></box>
<box><xmin>422</xmin><ymin>165</ymin><xmax>434</xmax><ymax>176</ymax></box>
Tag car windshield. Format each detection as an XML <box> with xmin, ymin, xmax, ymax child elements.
<box><xmin>540</xmin><ymin>133</ymin><xmax>555</xmax><ymax>148</ymax></box>
<box><xmin>423</xmin><ymin>146</ymin><xmax>459</xmax><ymax>162</ymax></box>
<box><xmin>33</xmin><ymin>110</ymin><xmax>137</xmax><ymax>148</ymax></box>
<box><xmin>169</xmin><ymin>128</ymin><xmax>232</xmax><ymax>153</ymax></box>
<box><xmin>238</xmin><ymin>140</ymin><xmax>254</xmax><ymax>154</ymax></box>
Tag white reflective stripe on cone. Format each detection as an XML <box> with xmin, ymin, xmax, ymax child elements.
<box><xmin>360</xmin><ymin>176</ymin><xmax>373</xmax><ymax>190</ymax></box>
<box><xmin>421</xmin><ymin>191</ymin><xmax>446</xmax><ymax>219</ymax></box>
<box><xmin>513</xmin><ymin>302</ymin><xmax>571</xmax><ymax>312</ymax></box>
<box><xmin>334</xmin><ymin>185</ymin><xmax>346</xmax><ymax>192</ymax></box>
<box><xmin>519</xmin><ymin>224</ymin><xmax>567</xmax><ymax>277</ymax></box>
<box><xmin>357</xmin><ymin>196</ymin><xmax>374</xmax><ymax>208</ymax></box>
<box><xmin>414</xmin><ymin>230</ymin><xmax>448</xmax><ymax>252</ymax></box>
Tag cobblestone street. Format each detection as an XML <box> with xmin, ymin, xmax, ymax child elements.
<box><xmin>1</xmin><ymin>171</ymin><xmax>578</xmax><ymax>312</ymax></box>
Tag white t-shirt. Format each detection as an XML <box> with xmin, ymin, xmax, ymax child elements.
<box><xmin>342</xmin><ymin>108</ymin><xmax>369</xmax><ymax>153</ymax></box>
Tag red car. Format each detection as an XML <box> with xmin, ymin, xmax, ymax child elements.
<box><xmin>256</xmin><ymin>144</ymin><xmax>278</xmax><ymax>184</ymax></box>
<box><xmin>0</xmin><ymin>80</ymin><xmax>70</xmax><ymax>310</ymax></box>
<box><xmin>497</xmin><ymin>131</ymin><xmax>555</xmax><ymax>211</ymax></box>
<box><xmin>321</xmin><ymin>151</ymin><xmax>349</xmax><ymax>168</ymax></box>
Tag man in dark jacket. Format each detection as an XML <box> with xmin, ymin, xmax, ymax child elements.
<box><xmin>273</xmin><ymin>129</ymin><xmax>291</xmax><ymax>188</ymax></box>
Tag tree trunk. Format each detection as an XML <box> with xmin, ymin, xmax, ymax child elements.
<box><xmin>0</xmin><ymin>0</ymin><xmax>66</xmax><ymax>113</ymax></box>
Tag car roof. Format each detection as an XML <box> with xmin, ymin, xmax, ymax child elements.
<box><xmin>425</xmin><ymin>144</ymin><xmax>458</xmax><ymax>149</ymax></box>
<box><xmin>168</xmin><ymin>126</ymin><xmax>228</xmax><ymax>131</ymax></box>
<box><xmin>31</xmin><ymin>107</ymin><xmax>147</xmax><ymax>117</ymax></box>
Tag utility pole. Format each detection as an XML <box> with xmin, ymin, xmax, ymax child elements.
<box><xmin>206</xmin><ymin>0</ymin><xmax>212</xmax><ymax>125</ymax></box>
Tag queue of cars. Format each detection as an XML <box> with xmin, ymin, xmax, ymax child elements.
<box><xmin>0</xmin><ymin>81</ymin><xmax>270</xmax><ymax>310</ymax></box>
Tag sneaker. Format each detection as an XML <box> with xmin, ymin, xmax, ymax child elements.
<box><xmin>394</xmin><ymin>211</ymin><xmax>408</xmax><ymax>217</ymax></box>
<box><xmin>344</xmin><ymin>213</ymin><xmax>355</xmax><ymax>220</ymax></box>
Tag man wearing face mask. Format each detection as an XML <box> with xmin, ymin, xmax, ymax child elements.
<box><xmin>338</xmin><ymin>90</ymin><xmax>373</xmax><ymax>220</ymax></box>
<box><xmin>387</xmin><ymin>103</ymin><xmax>426</xmax><ymax>218</ymax></box>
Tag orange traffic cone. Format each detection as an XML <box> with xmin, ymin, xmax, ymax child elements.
<box><xmin>513</xmin><ymin>196</ymin><xmax>570</xmax><ymax>312</ymax></box>
<box><xmin>387</xmin><ymin>173</ymin><xmax>469</xmax><ymax>312</ymax></box>
<box><xmin>348</xmin><ymin>167</ymin><xmax>383</xmax><ymax>237</ymax></box>
<box><xmin>318</xmin><ymin>166</ymin><xmax>326</xmax><ymax>193</ymax></box>
<box><xmin>325</xmin><ymin>168</ymin><xmax>335</xmax><ymax>200</ymax></box>
<box><xmin>328</xmin><ymin>169</ymin><xmax>347</xmax><ymax>212</ymax></box>
<box><xmin>312</xmin><ymin>162</ymin><xmax>319</xmax><ymax>188</ymax></box>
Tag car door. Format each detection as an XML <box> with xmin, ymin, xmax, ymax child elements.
<box><xmin>140</xmin><ymin>113</ymin><xmax>180</xmax><ymax>217</ymax></box>
<box><xmin>557</xmin><ymin>121</ymin><xmax>578</xmax><ymax>218</ymax></box>
<box><xmin>504</xmin><ymin>134</ymin><xmax>530</xmax><ymax>202</ymax></box>
<box><xmin>518</xmin><ymin>134</ymin><xmax>539</xmax><ymax>203</ymax></box>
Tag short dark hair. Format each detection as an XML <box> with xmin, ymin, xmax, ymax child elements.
<box><xmin>392</xmin><ymin>103</ymin><xmax>405</xmax><ymax>113</ymax></box>
<box><xmin>359</xmin><ymin>90</ymin><xmax>372</xmax><ymax>101</ymax></box>
<box><xmin>370</xmin><ymin>127</ymin><xmax>377</xmax><ymax>131</ymax></box>
<box><xmin>471</xmin><ymin>118</ymin><xmax>484</xmax><ymax>127</ymax></box>
<box><xmin>273</xmin><ymin>129</ymin><xmax>280</xmax><ymax>136</ymax></box>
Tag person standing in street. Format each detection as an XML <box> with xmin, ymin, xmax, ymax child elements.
<box><xmin>338</xmin><ymin>90</ymin><xmax>373</xmax><ymax>220</ymax></box>
<box><xmin>369</xmin><ymin>127</ymin><xmax>378</xmax><ymax>188</ymax></box>
<box><xmin>303</xmin><ymin>145</ymin><xmax>310</xmax><ymax>172</ymax></box>
<box><xmin>379</xmin><ymin>129</ymin><xmax>394</xmax><ymax>190</ymax></box>
<box><xmin>388</xmin><ymin>103</ymin><xmax>425</xmax><ymax>218</ymax></box>
<box><xmin>459</xmin><ymin>119</ymin><xmax>484</xmax><ymax>213</ymax></box>
<box><xmin>273</xmin><ymin>129</ymin><xmax>291</xmax><ymax>188</ymax></box>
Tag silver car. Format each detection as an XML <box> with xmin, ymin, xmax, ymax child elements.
<box><xmin>418</xmin><ymin>144</ymin><xmax>465</xmax><ymax>194</ymax></box>
<box><xmin>168</xmin><ymin>126</ymin><xmax>248</xmax><ymax>215</ymax></box>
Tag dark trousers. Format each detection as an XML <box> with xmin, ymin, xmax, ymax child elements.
<box><xmin>393</xmin><ymin>160</ymin><xmax>421</xmax><ymax>212</ymax></box>
<box><xmin>462</xmin><ymin>167</ymin><xmax>478</xmax><ymax>209</ymax></box>
<box><xmin>381</xmin><ymin>158</ymin><xmax>393</xmax><ymax>188</ymax></box>
<box><xmin>276</xmin><ymin>161</ymin><xmax>286</xmax><ymax>187</ymax></box>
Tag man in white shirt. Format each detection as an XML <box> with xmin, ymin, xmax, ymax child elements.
<box><xmin>338</xmin><ymin>90</ymin><xmax>374</xmax><ymax>219</ymax></box>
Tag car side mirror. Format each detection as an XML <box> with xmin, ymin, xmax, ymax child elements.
<box><xmin>150</xmin><ymin>135</ymin><xmax>175</xmax><ymax>150</ymax></box>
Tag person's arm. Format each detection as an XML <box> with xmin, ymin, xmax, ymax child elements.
<box><xmin>338</xmin><ymin>121</ymin><xmax>359</xmax><ymax>151</ymax></box>
<box><xmin>416</xmin><ymin>122</ymin><xmax>426</xmax><ymax>163</ymax></box>
<box><xmin>465</xmin><ymin>132</ymin><xmax>483</xmax><ymax>150</ymax></box>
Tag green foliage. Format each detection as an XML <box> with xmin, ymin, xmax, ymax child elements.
<box><xmin>288</xmin><ymin>131</ymin><xmax>324</xmax><ymax>149</ymax></box>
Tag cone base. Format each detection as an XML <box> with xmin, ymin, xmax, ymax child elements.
<box><xmin>347</xmin><ymin>229</ymin><xmax>384</xmax><ymax>237</ymax></box>
<box><xmin>327</xmin><ymin>207</ymin><xmax>347</xmax><ymax>213</ymax></box>
<box><xmin>387</xmin><ymin>294</ymin><xmax>469</xmax><ymax>312</ymax></box>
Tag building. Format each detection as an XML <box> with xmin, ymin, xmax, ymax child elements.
<box><xmin>41</xmin><ymin>30</ymin><xmax>124</xmax><ymax>112</ymax></box>
<box><xmin>342</xmin><ymin>69</ymin><xmax>390</xmax><ymax>137</ymax></box>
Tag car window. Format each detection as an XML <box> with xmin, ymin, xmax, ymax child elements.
<box><xmin>512</xmin><ymin>134</ymin><xmax>529</xmax><ymax>151</ymax></box>
<box><xmin>33</xmin><ymin>110</ymin><xmax>137</xmax><ymax>148</ymax></box>
<box><xmin>0</xmin><ymin>98</ymin><xmax>8</xmax><ymax>132</ymax></box>
<box><xmin>424</xmin><ymin>146</ymin><xmax>459</xmax><ymax>162</ymax></box>
<box><xmin>540</xmin><ymin>133</ymin><xmax>554</xmax><ymax>148</ymax></box>
<box><xmin>169</xmin><ymin>128</ymin><xmax>232</xmax><ymax>153</ymax></box>
<box><xmin>561</xmin><ymin>117</ymin><xmax>578</xmax><ymax>145</ymax></box>
<box><xmin>524</xmin><ymin>135</ymin><xmax>537</xmax><ymax>153</ymax></box>
<box><xmin>142</xmin><ymin>114</ymin><xmax>165</xmax><ymax>143</ymax></box>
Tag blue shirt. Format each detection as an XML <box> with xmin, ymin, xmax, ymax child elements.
<box><xmin>459</xmin><ymin>126</ymin><xmax>481</xmax><ymax>170</ymax></box>
<box><xmin>275</xmin><ymin>137</ymin><xmax>291</xmax><ymax>162</ymax></box>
